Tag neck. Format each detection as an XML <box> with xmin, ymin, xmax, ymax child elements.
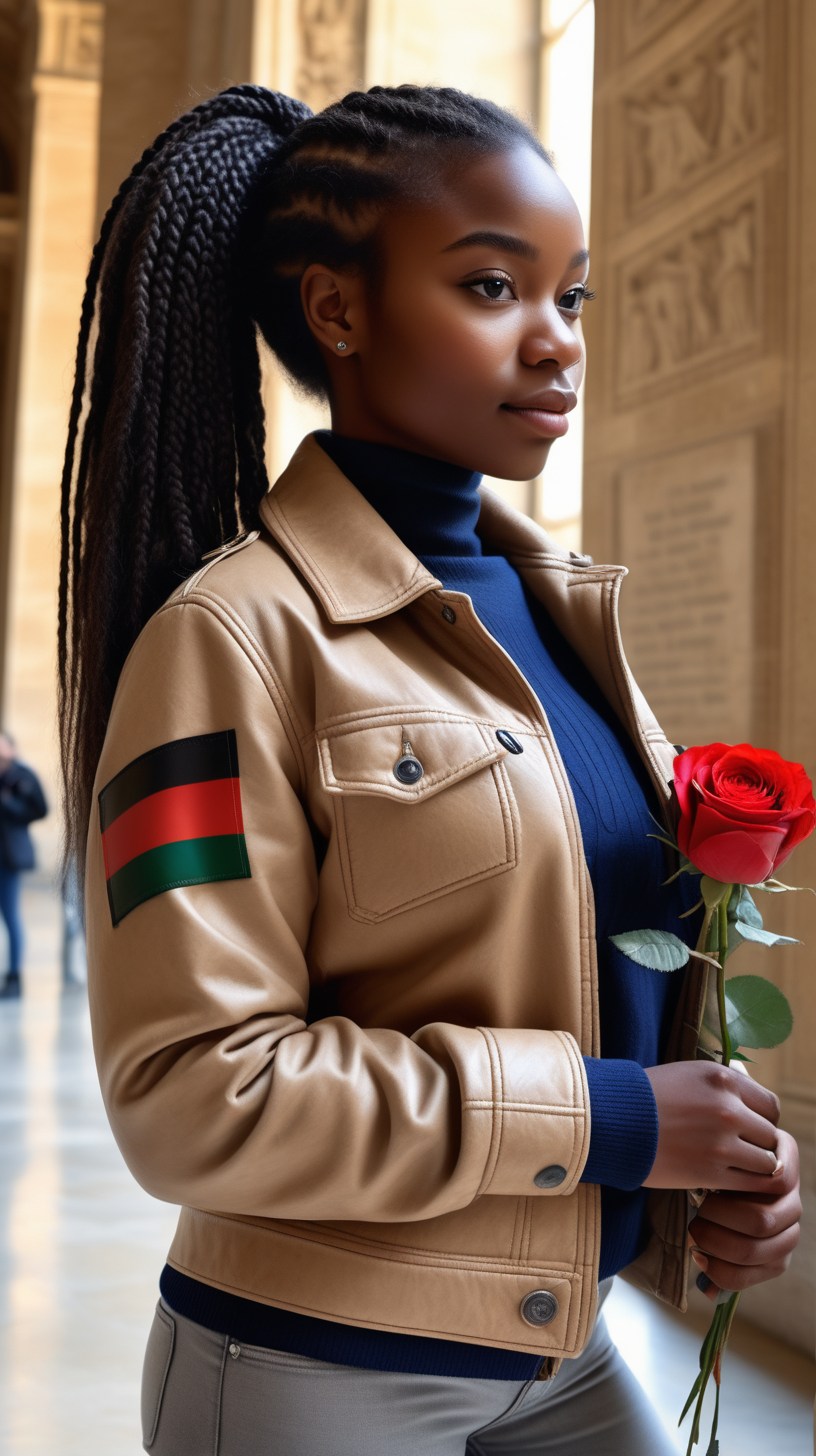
<box><xmin>315</xmin><ymin>431</ymin><xmax>484</xmax><ymax>559</ymax></box>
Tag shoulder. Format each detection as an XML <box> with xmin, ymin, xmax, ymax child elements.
<box><xmin>164</xmin><ymin>526</ymin><xmax>323</xmax><ymax>630</ymax></box>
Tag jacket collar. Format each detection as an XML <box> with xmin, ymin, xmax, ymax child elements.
<box><xmin>261</xmin><ymin>435</ymin><xmax>672</xmax><ymax>797</ymax></box>
<box><xmin>260</xmin><ymin>433</ymin><xmax>586</xmax><ymax>624</ymax></box>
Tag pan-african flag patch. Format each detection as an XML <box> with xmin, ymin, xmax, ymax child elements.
<box><xmin>99</xmin><ymin>729</ymin><xmax>251</xmax><ymax>926</ymax></box>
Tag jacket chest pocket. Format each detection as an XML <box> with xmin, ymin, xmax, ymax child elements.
<box><xmin>317</xmin><ymin>716</ymin><xmax>520</xmax><ymax>923</ymax></box>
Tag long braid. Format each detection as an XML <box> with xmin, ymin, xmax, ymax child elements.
<box><xmin>59</xmin><ymin>82</ymin><xmax>546</xmax><ymax>879</ymax></box>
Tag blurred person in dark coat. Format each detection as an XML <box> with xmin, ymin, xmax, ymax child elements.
<box><xmin>0</xmin><ymin>732</ymin><xmax>47</xmax><ymax>998</ymax></box>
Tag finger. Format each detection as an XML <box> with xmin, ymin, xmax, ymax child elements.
<box><xmin>692</xmin><ymin>1187</ymin><xmax>803</xmax><ymax>1240</ymax></box>
<box><xmin>689</xmin><ymin>1220</ymin><xmax>800</xmax><ymax>1269</ymax></box>
<box><xmin>691</xmin><ymin>1247</ymin><xmax>795</xmax><ymax>1292</ymax></box>
<box><xmin>732</xmin><ymin>1074</ymin><xmax>781</xmax><ymax>1126</ymax></box>
<box><xmin>701</xmin><ymin>1165</ymin><xmax>791</xmax><ymax>1194</ymax></box>
<box><xmin>727</xmin><ymin>1106</ymin><xmax>780</xmax><ymax>1154</ymax></box>
<box><xmin>721</xmin><ymin>1127</ymin><xmax>799</xmax><ymax>1187</ymax></box>
<box><xmin>733</xmin><ymin>1138</ymin><xmax>779</xmax><ymax>1174</ymax></box>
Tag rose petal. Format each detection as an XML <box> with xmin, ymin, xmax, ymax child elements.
<box><xmin>688</xmin><ymin>806</ymin><xmax>787</xmax><ymax>884</ymax></box>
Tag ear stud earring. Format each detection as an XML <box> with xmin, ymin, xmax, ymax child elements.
<box><xmin>336</xmin><ymin>341</ymin><xmax>348</xmax><ymax>351</ymax></box>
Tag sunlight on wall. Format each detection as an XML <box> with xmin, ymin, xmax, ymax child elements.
<box><xmin>535</xmin><ymin>0</ymin><xmax>595</xmax><ymax>546</ymax></box>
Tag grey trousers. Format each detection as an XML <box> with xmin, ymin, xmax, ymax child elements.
<box><xmin>142</xmin><ymin>1284</ymin><xmax>675</xmax><ymax>1455</ymax></box>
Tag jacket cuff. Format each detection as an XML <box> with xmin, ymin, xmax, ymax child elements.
<box><xmin>470</xmin><ymin>1028</ymin><xmax>590</xmax><ymax>1198</ymax></box>
<box><xmin>578</xmin><ymin>1057</ymin><xmax>658</xmax><ymax>1192</ymax></box>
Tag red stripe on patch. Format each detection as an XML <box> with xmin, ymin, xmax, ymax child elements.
<box><xmin>101</xmin><ymin>777</ymin><xmax>244</xmax><ymax>880</ymax></box>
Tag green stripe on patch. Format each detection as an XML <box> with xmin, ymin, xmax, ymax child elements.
<box><xmin>107</xmin><ymin>833</ymin><xmax>251</xmax><ymax>926</ymax></box>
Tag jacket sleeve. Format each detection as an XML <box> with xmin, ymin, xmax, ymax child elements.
<box><xmin>86</xmin><ymin>597</ymin><xmax>590</xmax><ymax>1224</ymax></box>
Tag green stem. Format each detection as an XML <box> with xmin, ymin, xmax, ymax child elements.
<box><xmin>716</xmin><ymin>890</ymin><xmax>733</xmax><ymax>1067</ymax></box>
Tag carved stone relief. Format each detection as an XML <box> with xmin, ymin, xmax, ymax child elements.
<box><xmin>296</xmin><ymin>0</ymin><xmax>366</xmax><ymax>113</ymax></box>
<box><xmin>619</xmin><ymin>191</ymin><xmax>759</xmax><ymax>389</ymax></box>
<box><xmin>625</xmin><ymin>4</ymin><xmax>762</xmax><ymax>212</ymax></box>
<box><xmin>624</xmin><ymin>0</ymin><xmax>701</xmax><ymax>55</ymax></box>
<box><xmin>36</xmin><ymin>0</ymin><xmax>103</xmax><ymax>80</ymax></box>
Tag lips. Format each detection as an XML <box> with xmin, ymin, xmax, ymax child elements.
<box><xmin>501</xmin><ymin>397</ymin><xmax>573</xmax><ymax>438</ymax></box>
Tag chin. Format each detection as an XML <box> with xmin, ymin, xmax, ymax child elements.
<box><xmin>481</xmin><ymin>441</ymin><xmax>553</xmax><ymax>482</ymax></box>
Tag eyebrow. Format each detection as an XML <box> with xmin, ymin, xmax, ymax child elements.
<box><xmin>442</xmin><ymin>233</ymin><xmax>590</xmax><ymax>272</ymax></box>
<box><xmin>442</xmin><ymin>230</ymin><xmax>539</xmax><ymax>261</ymax></box>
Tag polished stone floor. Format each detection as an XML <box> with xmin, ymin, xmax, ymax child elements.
<box><xmin>0</xmin><ymin>882</ymin><xmax>813</xmax><ymax>1455</ymax></box>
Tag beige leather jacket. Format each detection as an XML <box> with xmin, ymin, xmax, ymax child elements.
<box><xmin>86</xmin><ymin>435</ymin><xmax>703</xmax><ymax>1362</ymax></box>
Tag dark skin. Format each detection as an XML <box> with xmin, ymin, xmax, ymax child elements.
<box><xmin>299</xmin><ymin>141</ymin><xmax>801</xmax><ymax>1299</ymax></box>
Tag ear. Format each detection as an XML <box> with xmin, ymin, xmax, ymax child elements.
<box><xmin>300</xmin><ymin>264</ymin><xmax>365</xmax><ymax>358</ymax></box>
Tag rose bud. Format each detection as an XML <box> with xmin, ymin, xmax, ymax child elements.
<box><xmin>673</xmin><ymin>743</ymin><xmax>815</xmax><ymax>885</ymax></box>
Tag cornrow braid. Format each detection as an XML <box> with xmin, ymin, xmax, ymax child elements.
<box><xmin>59</xmin><ymin>82</ymin><xmax>547</xmax><ymax>878</ymax></box>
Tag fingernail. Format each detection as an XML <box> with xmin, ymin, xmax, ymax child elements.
<box><xmin>696</xmin><ymin>1272</ymin><xmax>713</xmax><ymax>1294</ymax></box>
<box><xmin>691</xmin><ymin>1251</ymin><xmax>709</xmax><ymax>1273</ymax></box>
<box><xmin>772</xmin><ymin>1158</ymin><xmax>784</xmax><ymax>1176</ymax></box>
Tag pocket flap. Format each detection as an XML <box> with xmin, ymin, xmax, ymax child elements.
<box><xmin>318</xmin><ymin>716</ymin><xmax>508</xmax><ymax>802</ymax></box>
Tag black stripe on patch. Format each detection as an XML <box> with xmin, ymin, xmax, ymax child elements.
<box><xmin>99</xmin><ymin>729</ymin><xmax>240</xmax><ymax>833</ymax></box>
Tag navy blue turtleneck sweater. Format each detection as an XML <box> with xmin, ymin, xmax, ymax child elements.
<box><xmin>162</xmin><ymin>434</ymin><xmax>699</xmax><ymax>1380</ymax></box>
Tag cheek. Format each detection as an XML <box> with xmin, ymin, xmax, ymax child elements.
<box><xmin>570</xmin><ymin>320</ymin><xmax>586</xmax><ymax>387</ymax></box>
<box><xmin>365</xmin><ymin>288</ymin><xmax>515</xmax><ymax>409</ymax></box>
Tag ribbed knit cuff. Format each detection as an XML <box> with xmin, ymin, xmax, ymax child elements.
<box><xmin>578</xmin><ymin>1057</ymin><xmax>658</xmax><ymax>1191</ymax></box>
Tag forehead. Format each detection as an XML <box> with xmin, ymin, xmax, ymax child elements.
<box><xmin>381</xmin><ymin>143</ymin><xmax>584</xmax><ymax>261</ymax></box>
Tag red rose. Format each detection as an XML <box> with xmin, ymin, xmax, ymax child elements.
<box><xmin>673</xmin><ymin>743</ymin><xmax>815</xmax><ymax>885</ymax></box>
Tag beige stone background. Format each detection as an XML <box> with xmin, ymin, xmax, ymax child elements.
<box><xmin>0</xmin><ymin>0</ymin><xmax>813</xmax><ymax>1369</ymax></box>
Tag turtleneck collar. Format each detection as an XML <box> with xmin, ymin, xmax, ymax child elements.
<box><xmin>315</xmin><ymin>430</ymin><xmax>484</xmax><ymax>558</ymax></box>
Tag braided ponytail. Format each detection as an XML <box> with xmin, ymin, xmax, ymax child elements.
<box><xmin>59</xmin><ymin>86</ymin><xmax>309</xmax><ymax>877</ymax></box>
<box><xmin>59</xmin><ymin>82</ymin><xmax>546</xmax><ymax>876</ymax></box>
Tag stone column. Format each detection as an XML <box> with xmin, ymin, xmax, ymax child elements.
<box><xmin>0</xmin><ymin>0</ymin><xmax>27</xmax><ymax>713</ymax></box>
<box><xmin>584</xmin><ymin>0</ymin><xmax>815</xmax><ymax>1354</ymax></box>
<box><xmin>3</xmin><ymin>0</ymin><xmax>102</xmax><ymax>867</ymax></box>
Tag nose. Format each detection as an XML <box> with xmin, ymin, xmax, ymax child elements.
<box><xmin>519</xmin><ymin>304</ymin><xmax>584</xmax><ymax>374</ymax></box>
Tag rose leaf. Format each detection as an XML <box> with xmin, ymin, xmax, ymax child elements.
<box><xmin>609</xmin><ymin>929</ymin><xmax>690</xmax><ymax>972</ymax></box>
<box><xmin>724</xmin><ymin>975</ymin><xmax>794</xmax><ymax>1049</ymax></box>
<box><xmin>733</xmin><ymin>920</ymin><xmax>800</xmax><ymax>948</ymax></box>
<box><xmin>726</xmin><ymin>886</ymin><xmax>763</xmax><ymax>958</ymax></box>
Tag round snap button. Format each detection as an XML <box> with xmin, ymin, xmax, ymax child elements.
<box><xmin>393</xmin><ymin>755</ymin><xmax>424</xmax><ymax>785</ymax></box>
<box><xmin>534</xmin><ymin>1164</ymin><xmax>567</xmax><ymax>1189</ymax></box>
<box><xmin>520</xmin><ymin>1290</ymin><xmax>559</xmax><ymax>1327</ymax></box>
<box><xmin>496</xmin><ymin>729</ymin><xmax>523</xmax><ymax>755</ymax></box>
<box><xmin>441</xmin><ymin>605</ymin><xmax>457</xmax><ymax>624</ymax></box>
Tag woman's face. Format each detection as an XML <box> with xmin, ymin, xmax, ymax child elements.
<box><xmin>301</xmin><ymin>142</ymin><xmax>590</xmax><ymax>480</ymax></box>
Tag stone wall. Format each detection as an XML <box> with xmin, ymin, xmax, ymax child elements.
<box><xmin>584</xmin><ymin>0</ymin><xmax>816</xmax><ymax>1354</ymax></box>
<box><xmin>1</xmin><ymin>0</ymin><xmax>101</xmax><ymax>865</ymax></box>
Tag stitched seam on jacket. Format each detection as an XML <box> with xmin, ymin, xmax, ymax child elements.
<box><xmin>463</xmin><ymin>1101</ymin><xmax>585</xmax><ymax>1114</ymax></box>
<box><xmin>343</xmin><ymin>849</ymin><xmax>515</xmax><ymax>922</ymax></box>
<box><xmin>476</xmin><ymin>1028</ymin><xmax>504</xmax><ymax>1196</ymax></box>
<box><xmin>337</xmin><ymin>767</ymin><xmax>515</xmax><ymax>920</ymax></box>
<box><xmin>521</xmin><ymin>1197</ymin><xmax>533</xmax><ymax>1263</ymax></box>
<box><xmin>170</xmin><ymin>1235</ymin><xmax>579</xmax><ymax>1282</ymax></box>
<box><xmin>564</xmin><ymin>1035</ymin><xmax>580</xmax><ymax>1181</ymax></box>
<box><xmin>268</xmin><ymin>495</ymin><xmax>434</xmax><ymax>618</ymax></box>
<box><xmin>310</xmin><ymin>707</ymin><xmax>535</xmax><ymax>741</ymax></box>
<box><xmin>322</xmin><ymin>746</ymin><xmax>501</xmax><ymax>796</ymax></box>
<box><xmin>167</xmin><ymin>1255</ymin><xmax>575</xmax><ymax>1347</ymax></box>
<box><xmin>599</xmin><ymin>577</ymin><xmax>665</xmax><ymax>790</ymax></box>
<box><xmin>163</xmin><ymin>595</ymin><xmax>308</xmax><ymax>785</ymax></box>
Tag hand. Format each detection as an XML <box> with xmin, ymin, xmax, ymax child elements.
<box><xmin>688</xmin><ymin>1129</ymin><xmax>801</xmax><ymax>1300</ymax></box>
<box><xmin>643</xmin><ymin>1062</ymin><xmax>781</xmax><ymax>1191</ymax></box>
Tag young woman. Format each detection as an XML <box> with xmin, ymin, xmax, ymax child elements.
<box><xmin>60</xmin><ymin>85</ymin><xmax>800</xmax><ymax>1455</ymax></box>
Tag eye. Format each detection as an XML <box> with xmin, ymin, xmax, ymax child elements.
<box><xmin>558</xmin><ymin>284</ymin><xmax>596</xmax><ymax>315</ymax></box>
<box><xmin>466</xmin><ymin>275</ymin><xmax>516</xmax><ymax>302</ymax></box>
